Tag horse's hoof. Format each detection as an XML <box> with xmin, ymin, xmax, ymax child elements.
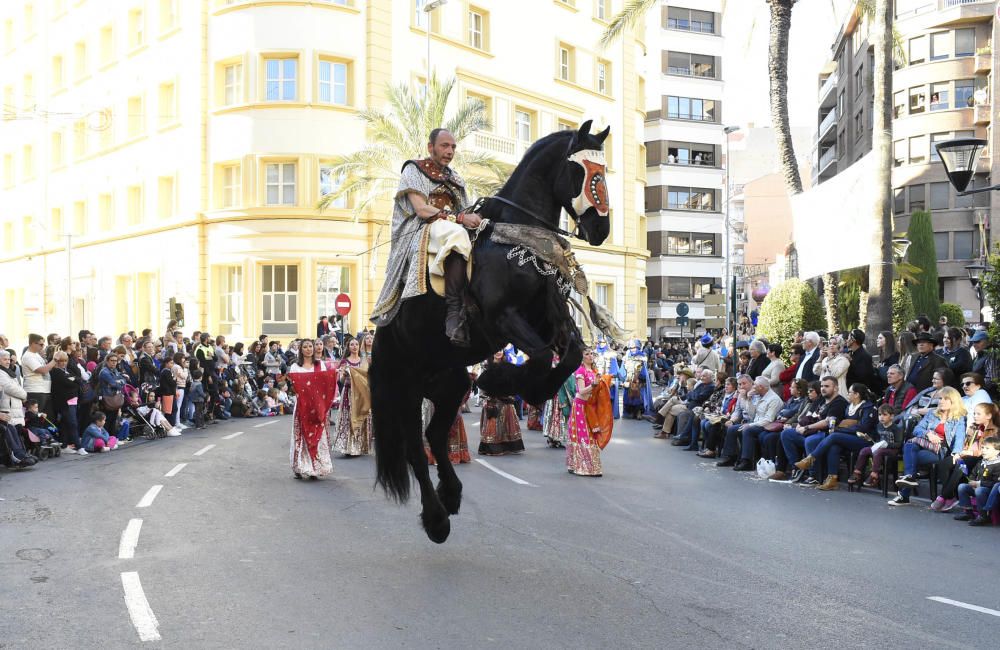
<box><xmin>422</xmin><ymin>513</ymin><xmax>451</xmax><ymax>544</ymax></box>
<box><xmin>437</xmin><ymin>482</ymin><xmax>462</xmax><ymax>516</ymax></box>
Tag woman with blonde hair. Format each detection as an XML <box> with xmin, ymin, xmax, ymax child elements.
<box><xmin>891</xmin><ymin>386</ymin><xmax>968</xmax><ymax>506</ymax></box>
<box><xmin>817</xmin><ymin>335</ymin><xmax>850</xmax><ymax>396</ymax></box>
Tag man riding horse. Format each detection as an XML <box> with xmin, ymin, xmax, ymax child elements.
<box><xmin>370</xmin><ymin>128</ymin><xmax>481</xmax><ymax>346</ymax></box>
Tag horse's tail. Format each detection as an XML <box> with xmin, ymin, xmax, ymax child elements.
<box><xmin>370</xmin><ymin>341</ymin><xmax>412</xmax><ymax>503</ymax></box>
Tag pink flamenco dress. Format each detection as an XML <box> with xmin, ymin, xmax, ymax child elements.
<box><xmin>566</xmin><ymin>366</ymin><xmax>603</xmax><ymax>477</ymax></box>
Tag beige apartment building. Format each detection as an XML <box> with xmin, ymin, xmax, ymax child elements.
<box><xmin>809</xmin><ymin>0</ymin><xmax>998</xmax><ymax>319</ymax></box>
<box><xmin>0</xmin><ymin>0</ymin><xmax>649</xmax><ymax>346</ymax></box>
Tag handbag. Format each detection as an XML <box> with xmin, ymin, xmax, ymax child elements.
<box><xmin>101</xmin><ymin>392</ymin><xmax>124</xmax><ymax>410</ymax></box>
<box><xmin>910</xmin><ymin>435</ymin><xmax>942</xmax><ymax>454</ymax></box>
<box><xmin>763</xmin><ymin>421</ymin><xmax>784</xmax><ymax>432</ymax></box>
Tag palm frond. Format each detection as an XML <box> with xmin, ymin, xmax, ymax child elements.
<box><xmin>599</xmin><ymin>0</ymin><xmax>657</xmax><ymax>48</ymax></box>
<box><xmin>445</xmin><ymin>99</ymin><xmax>491</xmax><ymax>142</ymax></box>
<box><xmin>856</xmin><ymin>0</ymin><xmax>907</xmax><ymax>65</ymax></box>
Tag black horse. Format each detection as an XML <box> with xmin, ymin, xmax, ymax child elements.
<box><xmin>370</xmin><ymin>121</ymin><xmax>612</xmax><ymax>543</ymax></box>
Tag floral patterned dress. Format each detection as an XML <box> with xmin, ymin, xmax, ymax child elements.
<box><xmin>478</xmin><ymin>395</ymin><xmax>524</xmax><ymax>456</ymax></box>
<box><xmin>425</xmin><ymin>390</ymin><xmax>472</xmax><ymax>465</ymax></box>
<box><xmin>334</xmin><ymin>357</ymin><xmax>373</xmax><ymax>456</ymax></box>
<box><xmin>567</xmin><ymin>365</ymin><xmax>603</xmax><ymax>476</ymax></box>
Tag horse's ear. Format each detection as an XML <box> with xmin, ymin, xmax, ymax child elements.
<box><xmin>595</xmin><ymin>125</ymin><xmax>611</xmax><ymax>145</ymax></box>
<box><xmin>578</xmin><ymin>120</ymin><xmax>593</xmax><ymax>138</ymax></box>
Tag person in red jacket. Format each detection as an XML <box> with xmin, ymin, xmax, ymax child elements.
<box><xmin>779</xmin><ymin>345</ymin><xmax>804</xmax><ymax>400</ymax></box>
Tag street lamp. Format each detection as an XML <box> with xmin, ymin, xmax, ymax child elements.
<box><xmin>965</xmin><ymin>262</ymin><xmax>988</xmax><ymax>324</ymax></box>
<box><xmin>423</xmin><ymin>0</ymin><xmax>448</xmax><ymax>97</ymax></box>
<box><xmin>891</xmin><ymin>237</ymin><xmax>911</xmax><ymax>263</ymax></box>
<box><xmin>935</xmin><ymin>138</ymin><xmax>989</xmax><ymax>193</ymax></box>
<box><xmin>723</xmin><ymin>124</ymin><xmax>740</xmax><ymax>336</ymax></box>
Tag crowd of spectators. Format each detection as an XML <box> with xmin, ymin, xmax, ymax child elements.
<box><xmin>643</xmin><ymin>315</ymin><xmax>1000</xmax><ymax>528</ymax></box>
<box><xmin>0</xmin><ymin>321</ymin><xmax>371</xmax><ymax>475</ymax></box>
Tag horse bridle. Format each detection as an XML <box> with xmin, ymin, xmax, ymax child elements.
<box><xmin>482</xmin><ymin>195</ymin><xmax>582</xmax><ymax>240</ymax></box>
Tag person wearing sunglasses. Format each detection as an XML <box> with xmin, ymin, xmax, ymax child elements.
<box><xmin>960</xmin><ymin>372</ymin><xmax>991</xmax><ymax>411</ymax></box>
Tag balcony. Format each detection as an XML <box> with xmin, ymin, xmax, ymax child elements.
<box><xmin>470</xmin><ymin>131</ymin><xmax>532</xmax><ymax>165</ymax></box>
<box><xmin>819</xmin><ymin>145</ymin><xmax>837</xmax><ymax>170</ymax></box>
<box><xmin>818</xmin><ymin>110</ymin><xmax>837</xmax><ymax>143</ymax></box>
<box><xmin>938</xmin><ymin>0</ymin><xmax>993</xmax><ymax>8</ymax></box>
<box><xmin>974</xmin><ymin>102</ymin><xmax>992</xmax><ymax>125</ymax></box>
<box><xmin>975</xmin><ymin>52</ymin><xmax>992</xmax><ymax>74</ymax></box>
<box><xmin>818</xmin><ymin>72</ymin><xmax>837</xmax><ymax>109</ymax></box>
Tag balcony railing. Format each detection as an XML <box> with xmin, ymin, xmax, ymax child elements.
<box><xmin>818</xmin><ymin>110</ymin><xmax>837</xmax><ymax>138</ymax></box>
<box><xmin>819</xmin><ymin>146</ymin><xmax>837</xmax><ymax>171</ymax></box>
<box><xmin>473</xmin><ymin>132</ymin><xmax>516</xmax><ymax>157</ymax></box>
<box><xmin>939</xmin><ymin>0</ymin><xmax>992</xmax><ymax>7</ymax></box>
<box><xmin>974</xmin><ymin>102</ymin><xmax>992</xmax><ymax>124</ymax></box>
<box><xmin>818</xmin><ymin>72</ymin><xmax>837</xmax><ymax>102</ymax></box>
<box><xmin>975</xmin><ymin>52</ymin><xmax>992</xmax><ymax>73</ymax></box>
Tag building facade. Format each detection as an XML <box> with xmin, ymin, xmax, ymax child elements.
<box><xmin>643</xmin><ymin>0</ymin><xmax>725</xmax><ymax>338</ymax></box>
<box><xmin>809</xmin><ymin>0</ymin><xmax>997</xmax><ymax>319</ymax></box>
<box><xmin>0</xmin><ymin>0</ymin><xmax>649</xmax><ymax>347</ymax></box>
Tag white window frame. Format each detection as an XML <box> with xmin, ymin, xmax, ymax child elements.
<box><xmin>319</xmin><ymin>165</ymin><xmax>347</xmax><ymax>208</ymax></box>
<box><xmin>217</xmin><ymin>265</ymin><xmax>243</xmax><ymax>336</ymax></box>
<box><xmin>222</xmin><ymin>164</ymin><xmax>241</xmax><ymax>208</ymax></box>
<box><xmin>318</xmin><ymin>60</ymin><xmax>347</xmax><ymax>105</ymax></box>
<box><xmin>265</xmin><ymin>162</ymin><xmax>296</xmax><ymax>206</ymax></box>
<box><xmin>264</xmin><ymin>57</ymin><xmax>297</xmax><ymax>102</ymax></box>
<box><xmin>515</xmin><ymin>109</ymin><xmax>532</xmax><ymax>142</ymax></box>
<box><xmin>559</xmin><ymin>47</ymin><xmax>571</xmax><ymax>81</ymax></box>
<box><xmin>597</xmin><ymin>61</ymin><xmax>608</xmax><ymax>94</ymax></box>
<box><xmin>468</xmin><ymin>10</ymin><xmax>484</xmax><ymax>50</ymax></box>
<box><xmin>316</xmin><ymin>264</ymin><xmax>351</xmax><ymax>321</ymax></box>
<box><xmin>261</xmin><ymin>264</ymin><xmax>298</xmax><ymax>335</ymax></box>
<box><xmin>224</xmin><ymin>63</ymin><xmax>242</xmax><ymax>105</ymax></box>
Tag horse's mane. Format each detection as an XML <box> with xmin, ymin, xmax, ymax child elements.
<box><xmin>478</xmin><ymin>130</ymin><xmax>573</xmax><ymax>222</ymax></box>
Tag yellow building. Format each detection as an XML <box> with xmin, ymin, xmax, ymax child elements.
<box><xmin>0</xmin><ymin>0</ymin><xmax>648</xmax><ymax>346</ymax></box>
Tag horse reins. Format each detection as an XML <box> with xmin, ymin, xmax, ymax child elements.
<box><xmin>483</xmin><ymin>195</ymin><xmax>582</xmax><ymax>240</ymax></box>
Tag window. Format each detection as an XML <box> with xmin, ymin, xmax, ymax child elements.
<box><xmin>667</xmin><ymin>7</ymin><xmax>714</xmax><ymax>33</ymax></box>
<box><xmin>51</xmin><ymin>55</ymin><xmax>64</xmax><ymax>91</ymax></box>
<box><xmin>72</xmin><ymin>119</ymin><xmax>87</xmax><ymax>158</ymax></box>
<box><xmin>837</xmin><ymin>90</ymin><xmax>845</xmax><ymax>118</ymax></box>
<box><xmin>99</xmin><ymin>25</ymin><xmax>114</xmax><ymax>65</ymax></box>
<box><xmin>159</xmin><ymin>0</ymin><xmax>178</xmax><ymax>33</ymax></box>
<box><xmin>558</xmin><ymin>45</ymin><xmax>574</xmax><ymax>81</ymax></box>
<box><xmin>158</xmin><ymin>81</ymin><xmax>176</xmax><ymax>127</ymax></box>
<box><xmin>664</xmin><ymin>141</ymin><xmax>716</xmax><ymax>166</ymax></box>
<box><xmin>3</xmin><ymin>223</ymin><xmax>13</xmax><ymax>251</ymax></box>
<box><xmin>854</xmin><ymin>65</ymin><xmax>863</xmax><ymax>94</ymax></box>
<box><xmin>666</xmin><ymin>233</ymin><xmax>691</xmax><ymax>255</ymax></box>
<box><xmin>414</xmin><ymin>0</ymin><xmax>428</xmax><ymax>28</ymax></box>
<box><xmin>319</xmin><ymin>165</ymin><xmax>347</xmax><ymax>208</ymax></box>
<box><xmin>98</xmin><ymin>193</ymin><xmax>113</xmax><ymax>230</ymax></box>
<box><xmin>261</xmin><ymin>264</ymin><xmax>298</xmax><ymax>335</ymax></box>
<box><xmin>894</xmin><ymin>188</ymin><xmax>905</xmax><ymax>214</ymax></box>
<box><xmin>514</xmin><ymin>109</ymin><xmax>532</xmax><ymax>143</ymax></box>
<box><xmin>222</xmin><ymin>164</ymin><xmax>241</xmax><ymax>208</ymax></box>
<box><xmin>930</xmin><ymin>182</ymin><xmax>949</xmax><ymax>210</ymax></box>
<box><xmin>73</xmin><ymin>201</ymin><xmax>86</xmax><ymax>234</ymax></box>
<box><xmin>953</xmin><ymin>231</ymin><xmax>974</xmax><ymax>260</ymax></box>
<box><xmin>73</xmin><ymin>40</ymin><xmax>87</xmax><ymax>80</ymax></box>
<box><xmin>51</xmin><ymin>131</ymin><xmax>64</xmax><ymax>168</ymax></box>
<box><xmin>22</xmin><ymin>74</ymin><xmax>33</xmax><ymax>110</ymax></box>
<box><xmin>265</xmin><ymin>162</ymin><xmax>296</xmax><ymax>205</ymax></box>
<box><xmin>909</xmin><ymin>135</ymin><xmax>927</xmax><ymax>164</ymax></box>
<box><xmin>667</xmin><ymin>186</ymin><xmax>716</xmax><ymax>211</ymax></box>
<box><xmin>223</xmin><ymin>63</ymin><xmax>242</xmax><ymax>105</ymax></box>
<box><xmin>909</xmin><ymin>35</ymin><xmax>926</xmax><ymax>65</ymax></box>
<box><xmin>317</xmin><ymin>264</ymin><xmax>351</xmax><ymax>321</ymax></box>
<box><xmin>98</xmin><ymin>108</ymin><xmax>113</xmax><ymax>149</ymax></box>
<box><xmin>667</xmin><ymin>51</ymin><xmax>715</xmax><ymax>78</ymax></box>
<box><xmin>596</xmin><ymin>0</ymin><xmax>607</xmax><ymax>21</ymax></box>
<box><xmin>893</xmin><ymin>140</ymin><xmax>906</xmax><ymax>167</ymax></box>
<box><xmin>128</xmin><ymin>8</ymin><xmax>144</xmax><ymax>50</ymax></box>
<box><xmin>51</xmin><ymin>208</ymin><xmax>63</xmax><ymax>236</ymax></box>
<box><xmin>854</xmin><ymin>109</ymin><xmax>863</xmax><ymax>138</ymax></box>
<box><xmin>126</xmin><ymin>185</ymin><xmax>143</xmax><ymax>225</ymax></box>
<box><xmin>955</xmin><ymin>79</ymin><xmax>974</xmax><ymax>108</ymax></box>
<box><xmin>666</xmin><ymin>96</ymin><xmax>717</xmax><ymax>122</ymax></box>
<box><xmin>908</xmin><ymin>184</ymin><xmax>925</xmax><ymax>211</ymax></box>
<box><xmin>930</xmin><ymin>31</ymin><xmax>949</xmax><ymax>60</ymax></box>
<box><xmin>908</xmin><ymin>86</ymin><xmax>925</xmax><ymax>114</ymax></box>
<box><xmin>158</xmin><ymin>176</ymin><xmax>175</xmax><ymax>218</ymax></box>
<box><xmin>23</xmin><ymin>4</ymin><xmax>35</xmax><ymax>38</ymax></box>
<box><xmin>667</xmin><ymin>276</ymin><xmax>691</xmax><ymax>299</ymax></box>
<box><xmin>264</xmin><ymin>57</ymin><xmax>297</xmax><ymax>101</ymax></box>
<box><xmin>930</xmin><ymin>132</ymin><xmax>949</xmax><ymax>162</ymax></box>
<box><xmin>3</xmin><ymin>19</ymin><xmax>12</xmax><ymax>52</ymax></box>
<box><xmin>594</xmin><ymin>282</ymin><xmax>611</xmax><ymax>309</ymax></box>
<box><xmin>2</xmin><ymin>153</ymin><xmax>13</xmax><ymax>187</ymax></box>
<box><xmin>934</xmin><ymin>232</ymin><xmax>949</xmax><ymax>260</ymax></box>
<box><xmin>955</xmin><ymin>28</ymin><xmax>975</xmax><ymax>57</ymax></box>
<box><xmin>318</xmin><ymin>60</ymin><xmax>348</xmax><ymax>105</ymax></box>
<box><xmin>929</xmin><ymin>81</ymin><xmax>949</xmax><ymax>111</ymax></box>
<box><xmin>127</xmin><ymin>95</ymin><xmax>144</xmax><ymax>137</ymax></box>
<box><xmin>468</xmin><ymin>9</ymin><xmax>485</xmax><ymax>50</ymax></box>
<box><xmin>215</xmin><ymin>266</ymin><xmax>243</xmax><ymax>336</ymax></box>
<box><xmin>667</xmin><ymin>232</ymin><xmax>718</xmax><ymax>256</ymax></box>
<box><xmin>597</xmin><ymin>61</ymin><xmax>608</xmax><ymax>94</ymax></box>
<box><xmin>23</xmin><ymin>216</ymin><xmax>35</xmax><ymax>249</ymax></box>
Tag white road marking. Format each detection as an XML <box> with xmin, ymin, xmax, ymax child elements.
<box><xmin>164</xmin><ymin>463</ymin><xmax>187</xmax><ymax>477</ymax></box>
<box><xmin>193</xmin><ymin>444</ymin><xmax>215</xmax><ymax>456</ymax></box>
<box><xmin>474</xmin><ymin>459</ymin><xmax>536</xmax><ymax>486</ymax></box>
<box><xmin>118</xmin><ymin>519</ymin><xmax>143</xmax><ymax>559</ymax></box>
<box><xmin>121</xmin><ymin>572</ymin><xmax>161</xmax><ymax>642</ymax></box>
<box><xmin>927</xmin><ymin>596</ymin><xmax>1000</xmax><ymax>618</ymax></box>
<box><xmin>136</xmin><ymin>485</ymin><xmax>163</xmax><ymax>509</ymax></box>
<box><xmin>222</xmin><ymin>431</ymin><xmax>244</xmax><ymax>440</ymax></box>
<box><xmin>253</xmin><ymin>420</ymin><xmax>275</xmax><ymax>428</ymax></box>
<box><xmin>608</xmin><ymin>438</ymin><xmax>630</xmax><ymax>445</ymax></box>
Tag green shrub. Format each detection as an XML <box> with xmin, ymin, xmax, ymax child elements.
<box><xmin>906</xmin><ymin>211</ymin><xmax>940</xmax><ymax>321</ymax></box>
<box><xmin>939</xmin><ymin>302</ymin><xmax>966</xmax><ymax>328</ymax></box>
<box><xmin>892</xmin><ymin>281</ymin><xmax>915</xmax><ymax>334</ymax></box>
<box><xmin>756</xmin><ymin>278</ymin><xmax>825</xmax><ymax>353</ymax></box>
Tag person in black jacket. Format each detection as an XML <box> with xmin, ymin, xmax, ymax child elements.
<box><xmin>846</xmin><ymin>329</ymin><xmax>876</xmax><ymax>391</ymax></box>
<box><xmin>746</xmin><ymin>340</ymin><xmax>769</xmax><ymax>379</ymax></box>
<box><xmin>50</xmin><ymin>351</ymin><xmax>84</xmax><ymax>452</ymax></box>
<box><xmin>795</xmin><ymin>331</ymin><xmax>822</xmax><ymax>382</ymax></box>
<box><xmin>905</xmin><ymin>332</ymin><xmax>948</xmax><ymax>391</ymax></box>
<box><xmin>158</xmin><ymin>356</ymin><xmax>178</xmax><ymax>425</ymax></box>
<box><xmin>954</xmin><ymin>437</ymin><xmax>1000</xmax><ymax>525</ymax></box>
<box><xmin>942</xmin><ymin>327</ymin><xmax>973</xmax><ymax>388</ymax></box>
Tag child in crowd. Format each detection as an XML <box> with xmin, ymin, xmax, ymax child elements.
<box><xmin>189</xmin><ymin>370</ymin><xmax>206</xmax><ymax>429</ymax></box>
<box><xmin>849</xmin><ymin>404</ymin><xmax>905</xmax><ymax>488</ymax></box>
<box><xmin>23</xmin><ymin>399</ymin><xmax>60</xmax><ymax>447</ymax></box>
<box><xmin>276</xmin><ymin>381</ymin><xmax>295</xmax><ymax>413</ymax></box>
<box><xmin>954</xmin><ymin>437</ymin><xmax>1000</xmax><ymax>526</ymax></box>
<box><xmin>253</xmin><ymin>389</ymin><xmax>277</xmax><ymax>416</ymax></box>
<box><xmin>82</xmin><ymin>411</ymin><xmax>117</xmax><ymax>453</ymax></box>
<box><xmin>267</xmin><ymin>388</ymin><xmax>286</xmax><ymax>415</ymax></box>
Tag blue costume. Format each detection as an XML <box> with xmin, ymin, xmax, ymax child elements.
<box><xmin>595</xmin><ymin>338</ymin><xmax>626</xmax><ymax>419</ymax></box>
<box><xmin>622</xmin><ymin>339</ymin><xmax>653</xmax><ymax>417</ymax></box>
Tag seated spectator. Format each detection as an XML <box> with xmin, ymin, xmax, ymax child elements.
<box><xmin>663</xmin><ymin>368</ymin><xmax>716</xmax><ymax>444</ymax></box>
<box><xmin>718</xmin><ymin>376</ymin><xmax>784</xmax><ymax>471</ymax></box>
<box><xmin>23</xmin><ymin>399</ymin><xmax>59</xmax><ymax>447</ymax></box>
<box><xmin>679</xmin><ymin>371</ymin><xmax>728</xmax><ymax>451</ymax></box>
<box><xmin>276</xmin><ymin>381</ymin><xmax>296</xmax><ymax>412</ymax></box>
<box><xmin>880</xmin><ymin>364</ymin><xmax>917</xmax><ymax>411</ymax></box>
<box><xmin>136</xmin><ymin>391</ymin><xmax>181</xmax><ymax>437</ymax></box>
<box><xmin>646</xmin><ymin>367</ymin><xmax>694</xmax><ymax>432</ymax></box>
<box><xmin>849</xmin><ymin>404</ymin><xmax>905</xmax><ymax>489</ymax></box>
<box><xmin>735</xmin><ymin>350</ymin><xmax>751</xmax><ymax>376</ymax></box>
<box><xmin>760</xmin><ymin>378</ymin><xmax>811</xmax><ymax>480</ymax></box>
<box><xmin>960</xmin><ymin>372</ymin><xmax>991</xmax><ymax>410</ymax></box>
<box><xmin>892</xmin><ymin>386</ymin><xmax>967</xmax><ymax>506</ymax></box>
<box><xmin>778</xmin><ymin>345</ymin><xmax>804</xmax><ymax>400</ymax></box>
<box><xmin>761</xmin><ymin>343</ymin><xmax>786</xmax><ymax>391</ymax></box>
<box><xmin>953</xmin><ymin>437</ymin><xmax>1000</xmax><ymax>525</ymax></box>
<box><xmin>794</xmin><ymin>383</ymin><xmax>877</xmax><ymax>490</ymax></box>
<box><xmin>189</xmin><ymin>370</ymin><xmax>206</xmax><ymax>429</ymax></box>
<box><xmin>781</xmin><ymin>375</ymin><xmax>849</xmax><ymax>485</ymax></box>
<box><xmin>254</xmin><ymin>389</ymin><xmax>278</xmax><ymax>416</ymax></box>
<box><xmin>713</xmin><ymin>374</ymin><xmax>758</xmax><ymax>466</ymax></box>
<box><xmin>900</xmin><ymin>368</ymin><xmax>952</xmax><ymax>433</ymax></box>
<box><xmin>695</xmin><ymin>377</ymin><xmax>739</xmax><ymax>458</ymax></box>
<box><xmin>905</xmin><ymin>332</ymin><xmax>947</xmax><ymax>392</ymax></box>
<box><xmin>746</xmin><ymin>341</ymin><xmax>768</xmax><ymax>379</ymax></box>
<box><xmin>932</xmin><ymin>401</ymin><xmax>1000</xmax><ymax>512</ymax></box>
<box><xmin>0</xmin><ymin>411</ymin><xmax>36</xmax><ymax>467</ymax></box>
<box><xmin>82</xmin><ymin>411</ymin><xmax>118</xmax><ymax>453</ymax></box>
<box><xmin>942</xmin><ymin>328</ymin><xmax>973</xmax><ymax>388</ymax></box>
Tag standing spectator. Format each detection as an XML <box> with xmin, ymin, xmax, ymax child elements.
<box><xmin>50</xmin><ymin>351</ymin><xmax>85</xmax><ymax>454</ymax></box>
<box><xmin>317</xmin><ymin>315</ymin><xmax>332</xmax><ymax>338</ymax></box>
<box><xmin>897</xmin><ymin>331</ymin><xmax>917</xmax><ymax>377</ymax></box>
<box><xmin>21</xmin><ymin>333</ymin><xmax>55</xmax><ymax>415</ymax></box>
<box><xmin>905</xmin><ymin>332</ymin><xmax>948</xmax><ymax>392</ymax></box>
<box><xmin>818</xmin><ymin>336</ymin><xmax>850</xmax><ymax>396</ymax></box>
<box><xmin>97</xmin><ymin>352</ymin><xmax>128</xmax><ymax>439</ymax></box>
<box><xmin>158</xmin><ymin>355</ymin><xmax>178</xmax><ymax>427</ymax></box>
<box><xmin>942</xmin><ymin>327</ymin><xmax>973</xmax><ymax>387</ymax></box>
<box><xmin>137</xmin><ymin>340</ymin><xmax>159</xmax><ymax>387</ymax></box>
<box><xmin>778</xmin><ymin>345</ymin><xmax>804</xmax><ymax>400</ymax></box>
<box><xmin>875</xmin><ymin>330</ymin><xmax>899</xmax><ymax>383</ymax></box>
<box><xmin>795</xmin><ymin>332</ymin><xmax>821</xmax><ymax>382</ymax></box>
<box><xmin>846</xmin><ymin>329</ymin><xmax>876</xmax><ymax>390</ymax></box>
<box><xmin>172</xmin><ymin>353</ymin><xmax>191</xmax><ymax>426</ymax></box>
<box><xmin>264</xmin><ymin>341</ymin><xmax>283</xmax><ymax>378</ymax></box>
<box><xmin>0</xmin><ymin>349</ymin><xmax>27</xmax><ymax>429</ymax></box>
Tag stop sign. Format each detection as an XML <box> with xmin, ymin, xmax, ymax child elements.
<box><xmin>334</xmin><ymin>293</ymin><xmax>352</xmax><ymax>316</ymax></box>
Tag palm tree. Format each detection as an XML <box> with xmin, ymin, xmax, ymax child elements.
<box><xmin>317</xmin><ymin>75</ymin><xmax>508</xmax><ymax>218</ymax></box>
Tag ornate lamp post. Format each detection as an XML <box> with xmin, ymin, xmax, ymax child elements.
<box><xmin>935</xmin><ymin>138</ymin><xmax>990</xmax><ymax>194</ymax></box>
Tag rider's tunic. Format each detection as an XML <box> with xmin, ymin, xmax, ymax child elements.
<box><xmin>370</xmin><ymin>159</ymin><xmax>471</xmax><ymax>326</ymax></box>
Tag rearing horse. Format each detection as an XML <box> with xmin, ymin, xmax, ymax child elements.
<box><xmin>370</xmin><ymin>121</ymin><xmax>612</xmax><ymax>543</ymax></box>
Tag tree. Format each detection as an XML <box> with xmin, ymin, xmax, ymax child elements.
<box><xmin>317</xmin><ymin>75</ymin><xmax>507</xmax><ymax>218</ymax></box>
<box><xmin>892</xmin><ymin>280</ymin><xmax>915</xmax><ymax>334</ymax></box>
<box><xmin>939</xmin><ymin>303</ymin><xmax>966</xmax><ymax>328</ymax></box>
<box><xmin>756</xmin><ymin>278</ymin><xmax>825</xmax><ymax>353</ymax></box>
<box><xmin>907</xmin><ymin>211</ymin><xmax>940</xmax><ymax>321</ymax></box>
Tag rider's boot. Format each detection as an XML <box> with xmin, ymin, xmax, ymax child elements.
<box><xmin>444</xmin><ymin>253</ymin><xmax>471</xmax><ymax>347</ymax></box>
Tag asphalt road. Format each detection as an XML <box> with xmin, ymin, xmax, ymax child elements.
<box><xmin>2</xmin><ymin>407</ymin><xmax>1000</xmax><ymax>649</ymax></box>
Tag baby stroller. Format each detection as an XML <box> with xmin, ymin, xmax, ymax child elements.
<box><xmin>122</xmin><ymin>384</ymin><xmax>168</xmax><ymax>440</ymax></box>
